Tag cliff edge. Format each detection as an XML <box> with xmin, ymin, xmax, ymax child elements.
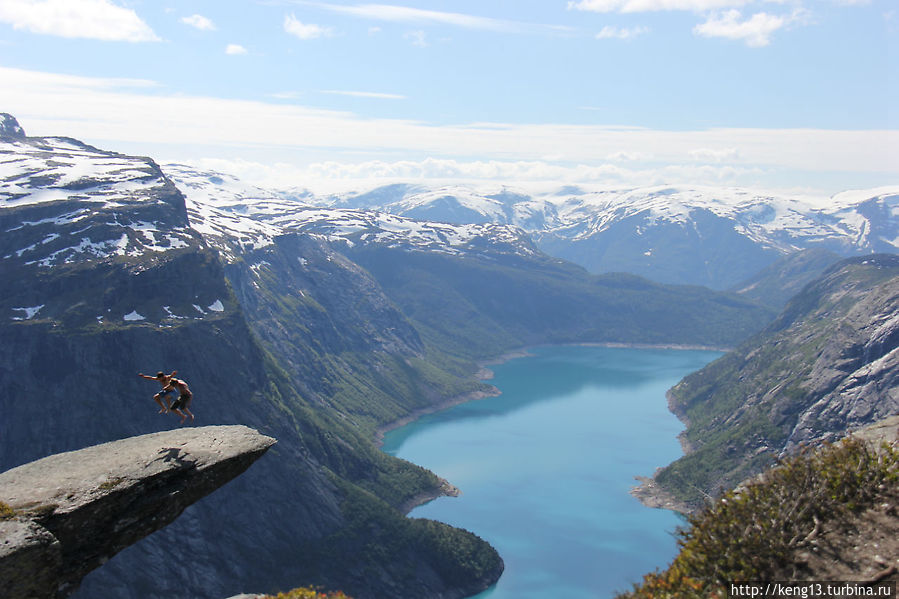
<box><xmin>0</xmin><ymin>425</ymin><xmax>276</xmax><ymax>599</ymax></box>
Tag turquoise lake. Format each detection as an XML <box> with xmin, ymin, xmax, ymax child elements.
<box><xmin>381</xmin><ymin>345</ymin><xmax>722</xmax><ymax>599</ymax></box>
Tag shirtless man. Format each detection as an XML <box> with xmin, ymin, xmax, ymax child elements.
<box><xmin>164</xmin><ymin>377</ymin><xmax>194</xmax><ymax>424</ymax></box>
<box><xmin>138</xmin><ymin>370</ymin><xmax>177</xmax><ymax>413</ymax></box>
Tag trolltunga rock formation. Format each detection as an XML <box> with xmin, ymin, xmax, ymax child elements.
<box><xmin>0</xmin><ymin>425</ymin><xmax>275</xmax><ymax>599</ymax></box>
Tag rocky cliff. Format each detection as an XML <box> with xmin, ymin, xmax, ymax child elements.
<box><xmin>0</xmin><ymin>426</ymin><xmax>275</xmax><ymax>599</ymax></box>
<box><xmin>1</xmin><ymin>114</ymin><xmax>505</xmax><ymax>599</ymax></box>
<box><xmin>653</xmin><ymin>255</ymin><xmax>899</xmax><ymax>508</ymax></box>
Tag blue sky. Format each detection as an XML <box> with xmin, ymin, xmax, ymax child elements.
<box><xmin>0</xmin><ymin>0</ymin><xmax>896</xmax><ymax>194</ymax></box>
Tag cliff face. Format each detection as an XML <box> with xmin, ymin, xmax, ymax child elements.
<box><xmin>0</xmin><ymin>426</ymin><xmax>275</xmax><ymax>599</ymax></box>
<box><xmin>655</xmin><ymin>255</ymin><xmax>899</xmax><ymax>508</ymax></box>
<box><xmin>0</xmin><ymin>116</ymin><xmax>503</xmax><ymax>599</ymax></box>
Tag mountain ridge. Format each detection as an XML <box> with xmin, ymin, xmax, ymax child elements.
<box><xmin>263</xmin><ymin>178</ymin><xmax>898</xmax><ymax>289</ymax></box>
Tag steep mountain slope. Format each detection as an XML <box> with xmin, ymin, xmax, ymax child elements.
<box><xmin>729</xmin><ymin>248</ymin><xmax>843</xmax><ymax>309</ymax></box>
<box><xmin>345</xmin><ymin>247</ymin><xmax>772</xmax><ymax>359</ymax></box>
<box><xmin>163</xmin><ymin>163</ymin><xmax>776</xmax><ymax>356</ymax></box>
<box><xmin>0</xmin><ymin>117</ymin><xmax>502</xmax><ymax>599</ymax></box>
<box><xmin>307</xmin><ymin>182</ymin><xmax>899</xmax><ymax>289</ymax></box>
<box><xmin>652</xmin><ymin>255</ymin><xmax>899</xmax><ymax>508</ymax></box>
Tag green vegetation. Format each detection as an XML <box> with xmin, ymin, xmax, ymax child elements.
<box><xmin>314</xmin><ymin>481</ymin><xmax>502</xmax><ymax>593</ymax></box>
<box><xmin>348</xmin><ymin>247</ymin><xmax>776</xmax><ymax>359</ymax></box>
<box><xmin>619</xmin><ymin>437</ymin><xmax>899</xmax><ymax>599</ymax></box>
<box><xmin>262</xmin><ymin>587</ymin><xmax>351</xmax><ymax>599</ymax></box>
<box><xmin>0</xmin><ymin>500</ymin><xmax>15</xmax><ymax>520</ymax></box>
<box><xmin>729</xmin><ymin>248</ymin><xmax>841</xmax><ymax>309</ymax></box>
<box><xmin>98</xmin><ymin>476</ymin><xmax>126</xmax><ymax>491</ymax></box>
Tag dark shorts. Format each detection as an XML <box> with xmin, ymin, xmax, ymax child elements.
<box><xmin>156</xmin><ymin>388</ymin><xmax>175</xmax><ymax>399</ymax></box>
<box><xmin>171</xmin><ymin>392</ymin><xmax>192</xmax><ymax>411</ymax></box>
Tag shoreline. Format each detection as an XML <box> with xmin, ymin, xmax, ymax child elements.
<box><xmin>374</xmin><ymin>387</ymin><xmax>502</xmax><ymax>449</ymax></box>
<box><xmin>569</xmin><ymin>340</ymin><xmax>732</xmax><ymax>353</ymax></box>
<box><xmin>629</xmin><ymin>387</ymin><xmax>698</xmax><ymax>514</ymax></box>
<box><xmin>375</xmin><ymin>346</ymin><xmax>545</xmax><ymax>448</ymax></box>
<box><xmin>377</xmin><ymin>384</ymin><xmax>500</xmax><ymax>515</ymax></box>
<box><xmin>629</xmin><ymin>476</ymin><xmax>693</xmax><ymax>514</ymax></box>
<box><xmin>379</xmin><ymin>342</ymin><xmax>725</xmax><ymax>514</ymax></box>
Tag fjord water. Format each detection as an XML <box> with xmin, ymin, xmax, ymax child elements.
<box><xmin>382</xmin><ymin>345</ymin><xmax>721</xmax><ymax>599</ymax></box>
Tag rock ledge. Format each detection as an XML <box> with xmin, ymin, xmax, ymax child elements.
<box><xmin>0</xmin><ymin>425</ymin><xmax>275</xmax><ymax>598</ymax></box>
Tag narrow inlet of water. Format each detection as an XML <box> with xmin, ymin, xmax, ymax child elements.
<box><xmin>382</xmin><ymin>345</ymin><xmax>721</xmax><ymax>599</ymax></box>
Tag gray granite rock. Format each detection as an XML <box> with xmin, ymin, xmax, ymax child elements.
<box><xmin>0</xmin><ymin>425</ymin><xmax>275</xmax><ymax>598</ymax></box>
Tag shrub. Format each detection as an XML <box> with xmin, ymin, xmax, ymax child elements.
<box><xmin>619</xmin><ymin>437</ymin><xmax>899</xmax><ymax>599</ymax></box>
<box><xmin>0</xmin><ymin>501</ymin><xmax>15</xmax><ymax>521</ymax></box>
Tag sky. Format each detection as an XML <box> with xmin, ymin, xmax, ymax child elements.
<box><xmin>0</xmin><ymin>0</ymin><xmax>896</xmax><ymax>195</ymax></box>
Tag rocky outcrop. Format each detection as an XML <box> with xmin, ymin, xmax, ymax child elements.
<box><xmin>0</xmin><ymin>425</ymin><xmax>275</xmax><ymax>599</ymax></box>
<box><xmin>654</xmin><ymin>255</ymin><xmax>899</xmax><ymax>508</ymax></box>
<box><xmin>786</xmin><ymin>275</ymin><xmax>899</xmax><ymax>449</ymax></box>
<box><xmin>0</xmin><ymin>113</ymin><xmax>26</xmax><ymax>139</ymax></box>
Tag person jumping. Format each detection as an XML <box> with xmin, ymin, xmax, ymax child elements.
<box><xmin>164</xmin><ymin>377</ymin><xmax>195</xmax><ymax>425</ymax></box>
<box><xmin>138</xmin><ymin>370</ymin><xmax>178</xmax><ymax>414</ymax></box>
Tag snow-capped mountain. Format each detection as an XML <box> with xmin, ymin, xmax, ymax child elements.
<box><xmin>1</xmin><ymin>134</ymin><xmax>200</xmax><ymax>270</ymax></box>
<box><xmin>158</xmin><ymin>160</ymin><xmax>899</xmax><ymax>289</ymax></box>
<box><xmin>319</xmin><ymin>182</ymin><xmax>899</xmax><ymax>289</ymax></box>
<box><xmin>163</xmin><ymin>163</ymin><xmax>542</xmax><ymax>263</ymax></box>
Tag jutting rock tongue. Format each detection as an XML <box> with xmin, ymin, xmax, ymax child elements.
<box><xmin>0</xmin><ymin>425</ymin><xmax>276</xmax><ymax>599</ymax></box>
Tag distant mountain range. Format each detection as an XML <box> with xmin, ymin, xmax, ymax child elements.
<box><xmin>246</xmin><ymin>178</ymin><xmax>898</xmax><ymax>290</ymax></box>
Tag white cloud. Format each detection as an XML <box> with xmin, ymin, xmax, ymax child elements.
<box><xmin>181</xmin><ymin>155</ymin><xmax>770</xmax><ymax>194</ymax></box>
<box><xmin>689</xmin><ymin>147</ymin><xmax>740</xmax><ymax>162</ymax></box>
<box><xmin>693</xmin><ymin>9</ymin><xmax>794</xmax><ymax>46</ymax></box>
<box><xmin>1</xmin><ymin>66</ymin><xmax>895</xmax><ymax>193</ymax></box>
<box><xmin>320</xmin><ymin>89</ymin><xmax>406</xmax><ymax>99</ymax></box>
<box><xmin>181</xmin><ymin>14</ymin><xmax>216</xmax><ymax>31</ymax></box>
<box><xmin>0</xmin><ymin>66</ymin><xmax>158</xmax><ymax>91</ymax></box>
<box><xmin>271</xmin><ymin>91</ymin><xmax>305</xmax><ymax>100</ymax></box>
<box><xmin>569</xmin><ymin>0</ymin><xmax>750</xmax><ymax>13</ymax></box>
<box><xmin>596</xmin><ymin>25</ymin><xmax>649</xmax><ymax>39</ymax></box>
<box><xmin>305</xmin><ymin>2</ymin><xmax>574</xmax><ymax>35</ymax></box>
<box><xmin>607</xmin><ymin>150</ymin><xmax>653</xmax><ymax>161</ymax></box>
<box><xmin>404</xmin><ymin>29</ymin><xmax>428</xmax><ymax>47</ymax></box>
<box><xmin>225</xmin><ymin>43</ymin><xmax>248</xmax><ymax>55</ymax></box>
<box><xmin>284</xmin><ymin>13</ymin><xmax>333</xmax><ymax>39</ymax></box>
<box><xmin>0</xmin><ymin>0</ymin><xmax>159</xmax><ymax>41</ymax></box>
